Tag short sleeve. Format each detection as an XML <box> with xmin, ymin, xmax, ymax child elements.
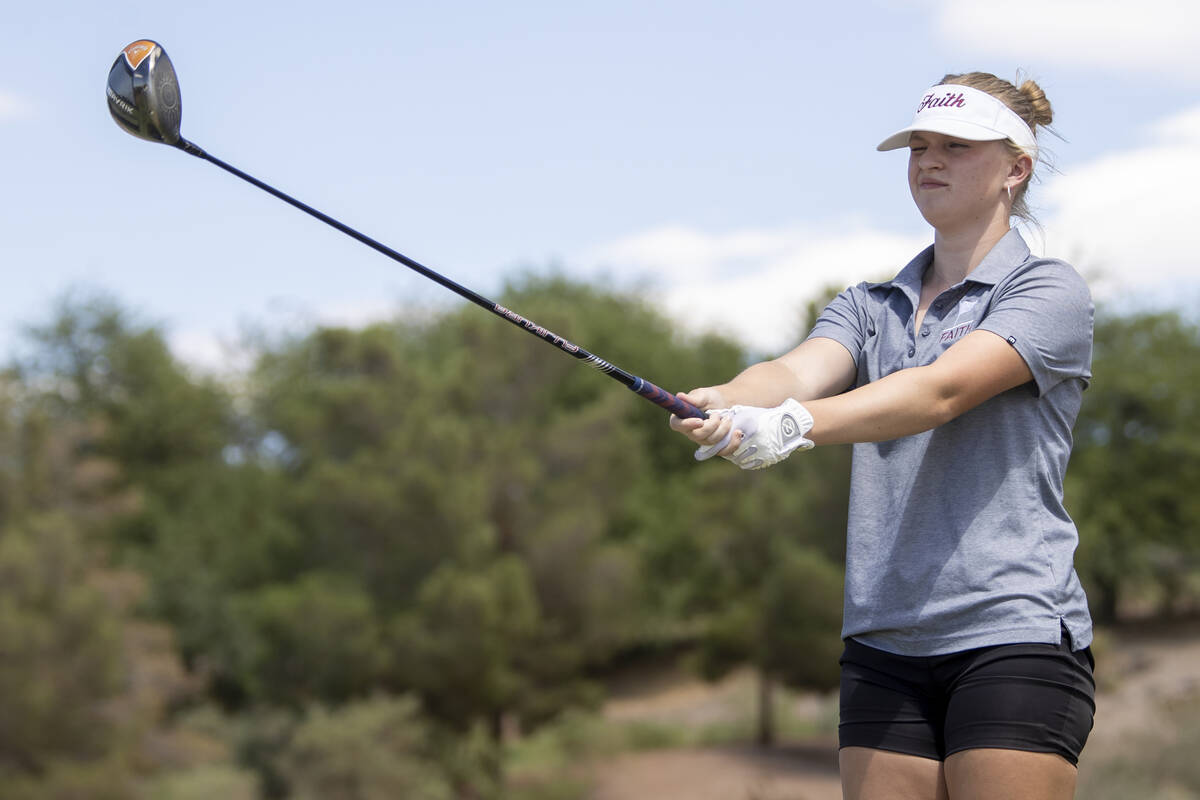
<box><xmin>806</xmin><ymin>283</ymin><xmax>876</xmax><ymax>367</ymax></box>
<box><xmin>976</xmin><ymin>259</ymin><xmax>1094</xmax><ymax>395</ymax></box>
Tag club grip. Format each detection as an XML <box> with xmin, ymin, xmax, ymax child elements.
<box><xmin>631</xmin><ymin>378</ymin><xmax>707</xmax><ymax>419</ymax></box>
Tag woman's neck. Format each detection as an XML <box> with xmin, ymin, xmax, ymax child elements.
<box><xmin>928</xmin><ymin>212</ymin><xmax>1012</xmax><ymax>288</ymax></box>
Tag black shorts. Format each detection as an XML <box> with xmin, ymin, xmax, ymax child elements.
<box><xmin>838</xmin><ymin>633</ymin><xmax>1096</xmax><ymax>765</ymax></box>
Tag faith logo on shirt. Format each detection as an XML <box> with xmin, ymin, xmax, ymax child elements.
<box><xmin>940</xmin><ymin>323</ymin><xmax>973</xmax><ymax>344</ymax></box>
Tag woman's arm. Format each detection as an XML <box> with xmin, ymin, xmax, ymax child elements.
<box><xmin>805</xmin><ymin>329</ymin><xmax>1033</xmax><ymax>445</ymax></box>
<box><xmin>676</xmin><ymin>329</ymin><xmax>1034</xmax><ymax>455</ymax></box>
<box><xmin>738</xmin><ymin>337</ymin><xmax>860</xmax><ymax>406</ymax></box>
<box><xmin>669</xmin><ymin>336</ymin><xmax>856</xmax><ymax>442</ymax></box>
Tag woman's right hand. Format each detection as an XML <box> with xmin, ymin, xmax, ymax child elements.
<box><xmin>668</xmin><ymin>387</ymin><xmax>744</xmax><ymax>458</ymax></box>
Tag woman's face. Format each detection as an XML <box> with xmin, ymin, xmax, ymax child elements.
<box><xmin>907</xmin><ymin>131</ymin><xmax>1017</xmax><ymax>231</ymax></box>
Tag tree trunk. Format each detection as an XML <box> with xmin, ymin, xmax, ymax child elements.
<box><xmin>1092</xmin><ymin>573</ymin><xmax>1119</xmax><ymax>624</ymax></box>
<box><xmin>756</xmin><ymin>667</ymin><xmax>776</xmax><ymax>748</ymax></box>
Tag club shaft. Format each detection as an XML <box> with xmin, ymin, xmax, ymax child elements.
<box><xmin>175</xmin><ymin>139</ymin><xmax>706</xmax><ymax>420</ymax></box>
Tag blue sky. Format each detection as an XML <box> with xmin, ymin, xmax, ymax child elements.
<box><xmin>3</xmin><ymin>0</ymin><xmax>1198</xmax><ymax>367</ymax></box>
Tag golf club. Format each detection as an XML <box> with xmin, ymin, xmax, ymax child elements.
<box><xmin>106</xmin><ymin>39</ymin><xmax>706</xmax><ymax>420</ymax></box>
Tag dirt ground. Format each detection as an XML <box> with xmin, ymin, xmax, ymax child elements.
<box><xmin>587</xmin><ymin>743</ymin><xmax>842</xmax><ymax>800</ymax></box>
<box><xmin>1081</xmin><ymin>620</ymin><xmax>1200</xmax><ymax>762</ymax></box>
<box><xmin>585</xmin><ymin>622</ymin><xmax>1200</xmax><ymax>800</ymax></box>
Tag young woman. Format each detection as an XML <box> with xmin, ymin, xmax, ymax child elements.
<box><xmin>670</xmin><ymin>73</ymin><xmax>1096</xmax><ymax>800</ymax></box>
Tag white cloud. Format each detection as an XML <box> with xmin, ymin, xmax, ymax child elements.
<box><xmin>168</xmin><ymin>328</ymin><xmax>251</xmax><ymax>375</ymax></box>
<box><xmin>0</xmin><ymin>90</ymin><xmax>32</xmax><ymax>120</ymax></box>
<box><xmin>929</xmin><ymin>0</ymin><xmax>1200</xmax><ymax>80</ymax></box>
<box><xmin>1042</xmin><ymin>104</ymin><xmax>1200</xmax><ymax>300</ymax></box>
<box><xmin>586</xmin><ymin>223</ymin><xmax>928</xmax><ymax>355</ymax></box>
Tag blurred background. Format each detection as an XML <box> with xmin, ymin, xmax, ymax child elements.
<box><xmin>2</xmin><ymin>2</ymin><xmax>1199</xmax><ymax>798</ymax></box>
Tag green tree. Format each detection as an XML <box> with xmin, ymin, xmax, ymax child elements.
<box><xmin>391</xmin><ymin>558</ymin><xmax>559</xmax><ymax>734</ymax></box>
<box><xmin>226</xmin><ymin>572</ymin><xmax>389</xmax><ymax>707</ymax></box>
<box><xmin>0</xmin><ymin>331</ymin><xmax>209</xmax><ymax>796</ymax></box>
<box><xmin>685</xmin><ymin>462</ymin><xmax>846</xmax><ymax>747</ymax></box>
<box><xmin>2</xmin><ymin>276</ymin><xmax>859</xmax><ymax>793</ymax></box>
<box><xmin>241</xmin><ymin>276</ymin><xmax>740</xmax><ymax>737</ymax></box>
<box><xmin>0</xmin><ymin>514</ymin><xmax>205</xmax><ymax>799</ymax></box>
<box><xmin>276</xmin><ymin>696</ymin><xmax>465</xmax><ymax>800</ymax></box>
<box><xmin>0</xmin><ymin>514</ymin><xmax>125</xmax><ymax>777</ymax></box>
<box><xmin>669</xmin><ymin>284</ymin><xmax>851</xmax><ymax>747</ymax></box>
<box><xmin>1068</xmin><ymin>309</ymin><xmax>1200</xmax><ymax>621</ymax></box>
<box><xmin>13</xmin><ymin>295</ymin><xmax>295</xmax><ymax>705</ymax></box>
<box><xmin>19</xmin><ymin>295</ymin><xmax>233</xmax><ymax>495</ymax></box>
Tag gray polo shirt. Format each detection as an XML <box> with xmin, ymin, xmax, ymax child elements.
<box><xmin>808</xmin><ymin>229</ymin><xmax>1094</xmax><ymax>655</ymax></box>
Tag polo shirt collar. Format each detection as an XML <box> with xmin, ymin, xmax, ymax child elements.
<box><xmin>964</xmin><ymin>229</ymin><xmax>1031</xmax><ymax>286</ymax></box>
<box><xmin>871</xmin><ymin>228</ymin><xmax>1031</xmax><ymax>304</ymax></box>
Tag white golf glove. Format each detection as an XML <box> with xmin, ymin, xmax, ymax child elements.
<box><xmin>694</xmin><ymin>398</ymin><xmax>815</xmax><ymax>470</ymax></box>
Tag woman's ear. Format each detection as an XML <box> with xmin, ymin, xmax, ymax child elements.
<box><xmin>1008</xmin><ymin>153</ymin><xmax>1034</xmax><ymax>186</ymax></box>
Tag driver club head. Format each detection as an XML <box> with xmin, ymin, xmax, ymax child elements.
<box><xmin>106</xmin><ymin>39</ymin><xmax>182</xmax><ymax>146</ymax></box>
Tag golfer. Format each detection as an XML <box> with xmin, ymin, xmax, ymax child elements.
<box><xmin>671</xmin><ymin>72</ymin><xmax>1095</xmax><ymax>800</ymax></box>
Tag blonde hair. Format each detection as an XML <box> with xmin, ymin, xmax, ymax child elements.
<box><xmin>939</xmin><ymin>72</ymin><xmax>1054</xmax><ymax>224</ymax></box>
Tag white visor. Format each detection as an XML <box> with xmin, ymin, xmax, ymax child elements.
<box><xmin>877</xmin><ymin>84</ymin><xmax>1037</xmax><ymax>157</ymax></box>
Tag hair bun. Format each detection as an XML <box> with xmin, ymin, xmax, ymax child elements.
<box><xmin>1018</xmin><ymin>79</ymin><xmax>1054</xmax><ymax>129</ymax></box>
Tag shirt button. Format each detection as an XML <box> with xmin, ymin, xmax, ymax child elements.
<box><xmin>907</xmin><ymin>347</ymin><xmax>916</xmax><ymax>357</ymax></box>
<box><xmin>921</xmin><ymin>327</ymin><xmax>930</xmax><ymax>337</ymax></box>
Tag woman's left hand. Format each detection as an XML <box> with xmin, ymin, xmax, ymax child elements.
<box><xmin>698</xmin><ymin>400</ymin><xmax>815</xmax><ymax>469</ymax></box>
